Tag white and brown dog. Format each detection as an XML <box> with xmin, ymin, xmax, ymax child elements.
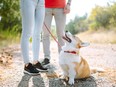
<box><xmin>59</xmin><ymin>31</ymin><xmax>98</xmax><ymax>85</ymax></box>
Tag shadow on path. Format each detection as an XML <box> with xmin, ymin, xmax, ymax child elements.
<box><xmin>18</xmin><ymin>74</ymin><xmax>45</xmax><ymax>87</ymax></box>
<box><xmin>18</xmin><ymin>72</ymin><xmax>97</xmax><ymax>87</ymax></box>
<box><xmin>17</xmin><ymin>64</ymin><xmax>97</xmax><ymax>87</ymax></box>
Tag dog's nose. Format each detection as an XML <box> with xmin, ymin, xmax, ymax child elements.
<box><xmin>65</xmin><ymin>30</ymin><xmax>68</xmax><ymax>33</ymax></box>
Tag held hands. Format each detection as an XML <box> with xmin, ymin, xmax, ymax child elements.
<box><xmin>63</xmin><ymin>3</ymin><xmax>70</xmax><ymax>14</ymax></box>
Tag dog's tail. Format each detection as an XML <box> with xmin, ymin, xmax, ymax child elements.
<box><xmin>90</xmin><ymin>67</ymin><xmax>105</xmax><ymax>74</ymax></box>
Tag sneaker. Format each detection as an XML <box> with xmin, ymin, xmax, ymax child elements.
<box><xmin>33</xmin><ymin>62</ymin><xmax>48</xmax><ymax>72</ymax></box>
<box><xmin>24</xmin><ymin>63</ymin><xmax>40</xmax><ymax>75</ymax></box>
<box><xmin>42</xmin><ymin>58</ymin><xmax>50</xmax><ymax>66</ymax></box>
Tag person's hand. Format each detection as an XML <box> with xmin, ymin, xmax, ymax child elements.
<box><xmin>63</xmin><ymin>3</ymin><xmax>70</xmax><ymax>14</ymax></box>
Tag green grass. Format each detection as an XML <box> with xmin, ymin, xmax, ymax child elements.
<box><xmin>0</xmin><ymin>30</ymin><xmax>20</xmax><ymax>48</ymax></box>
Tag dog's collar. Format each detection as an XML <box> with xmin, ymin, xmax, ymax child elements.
<box><xmin>64</xmin><ymin>51</ymin><xmax>77</xmax><ymax>54</ymax></box>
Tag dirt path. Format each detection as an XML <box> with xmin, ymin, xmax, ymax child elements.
<box><xmin>0</xmin><ymin>41</ymin><xmax>116</xmax><ymax>87</ymax></box>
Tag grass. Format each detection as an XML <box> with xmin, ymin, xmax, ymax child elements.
<box><xmin>0</xmin><ymin>29</ymin><xmax>116</xmax><ymax>49</ymax></box>
<box><xmin>0</xmin><ymin>30</ymin><xmax>20</xmax><ymax>49</ymax></box>
<box><xmin>77</xmin><ymin>30</ymin><xmax>116</xmax><ymax>44</ymax></box>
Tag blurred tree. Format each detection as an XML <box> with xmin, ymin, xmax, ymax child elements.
<box><xmin>88</xmin><ymin>6</ymin><xmax>104</xmax><ymax>30</ymax></box>
<box><xmin>0</xmin><ymin>0</ymin><xmax>21</xmax><ymax>33</ymax></box>
<box><xmin>66</xmin><ymin>14</ymin><xmax>88</xmax><ymax>35</ymax></box>
<box><xmin>65</xmin><ymin>20</ymin><xmax>75</xmax><ymax>34</ymax></box>
<box><xmin>74</xmin><ymin>14</ymin><xmax>88</xmax><ymax>32</ymax></box>
<box><xmin>88</xmin><ymin>2</ymin><xmax>116</xmax><ymax>30</ymax></box>
<box><xmin>89</xmin><ymin>6</ymin><xmax>111</xmax><ymax>30</ymax></box>
<box><xmin>109</xmin><ymin>2</ymin><xmax>116</xmax><ymax>27</ymax></box>
<box><xmin>66</xmin><ymin>1</ymin><xmax>116</xmax><ymax>33</ymax></box>
<box><xmin>95</xmin><ymin>8</ymin><xmax>111</xmax><ymax>28</ymax></box>
<box><xmin>88</xmin><ymin>6</ymin><xmax>100</xmax><ymax>21</ymax></box>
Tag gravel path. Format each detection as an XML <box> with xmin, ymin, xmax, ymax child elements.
<box><xmin>0</xmin><ymin>42</ymin><xmax>116</xmax><ymax>87</ymax></box>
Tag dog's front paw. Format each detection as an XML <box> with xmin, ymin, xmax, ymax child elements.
<box><xmin>68</xmin><ymin>78</ymin><xmax>74</xmax><ymax>85</ymax></box>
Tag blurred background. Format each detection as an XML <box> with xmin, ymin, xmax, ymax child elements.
<box><xmin>0</xmin><ymin>0</ymin><xmax>116</xmax><ymax>48</ymax></box>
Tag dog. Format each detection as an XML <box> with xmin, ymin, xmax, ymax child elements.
<box><xmin>59</xmin><ymin>31</ymin><xmax>104</xmax><ymax>85</ymax></box>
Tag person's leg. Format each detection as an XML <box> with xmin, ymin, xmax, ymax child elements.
<box><xmin>32</xmin><ymin>0</ymin><xmax>48</xmax><ymax>71</ymax></box>
<box><xmin>20</xmin><ymin>0</ymin><xmax>39</xmax><ymax>75</ymax></box>
<box><xmin>42</xmin><ymin>8</ymin><xmax>53</xmax><ymax>60</ymax></box>
<box><xmin>20</xmin><ymin>0</ymin><xmax>35</xmax><ymax>64</ymax></box>
<box><xmin>32</xmin><ymin>0</ymin><xmax>45</xmax><ymax>62</ymax></box>
<box><xmin>54</xmin><ymin>8</ymin><xmax>66</xmax><ymax>52</ymax></box>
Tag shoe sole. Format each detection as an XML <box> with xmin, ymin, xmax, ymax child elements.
<box><xmin>24</xmin><ymin>70</ymin><xmax>40</xmax><ymax>76</ymax></box>
<box><xmin>36</xmin><ymin>68</ymin><xmax>48</xmax><ymax>72</ymax></box>
<box><xmin>43</xmin><ymin>63</ymin><xmax>50</xmax><ymax>67</ymax></box>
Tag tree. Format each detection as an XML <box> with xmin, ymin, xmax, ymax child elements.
<box><xmin>109</xmin><ymin>2</ymin><xmax>116</xmax><ymax>27</ymax></box>
<box><xmin>96</xmin><ymin>8</ymin><xmax>111</xmax><ymax>28</ymax></box>
<box><xmin>89</xmin><ymin>5</ymin><xmax>111</xmax><ymax>29</ymax></box>
<box><xmin>0</xmin><ymin>0</ymin><xmax>21</xmax><ymax>33</ymax></box>
<box><xmin>66</xmin><ymin>14</ymin><xmax>88</xmax><ymax>35</ymax></box>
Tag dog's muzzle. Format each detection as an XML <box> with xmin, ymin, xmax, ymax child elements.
<box><xmin>62</xmin><ymin>33</ymin><xmax>72</xmax><ymax>43</ymax></box>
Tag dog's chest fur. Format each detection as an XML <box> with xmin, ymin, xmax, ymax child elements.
<box><xmin>59</xmin><ymin>46</ymin><xmax>81</xmax><ymax>65</ymax></box>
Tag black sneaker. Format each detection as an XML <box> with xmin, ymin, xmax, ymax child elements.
<box><xmin>42</xmin><ymin>58</ymin><xmax>50</xmax><ymax>66</ymax></box>
<box><xmin>24</xmin><ymin>63</ymin><xmax>40</xmax><ymax>75</ymax></box>
<box><xmin>33</xmin><ymin>62</ymin><xmax>48</xmax><ymax>72</ymax></box>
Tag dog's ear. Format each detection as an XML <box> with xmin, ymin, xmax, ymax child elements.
<box><xmin>80</xmin><ymin>42</ymin><xmax>90</xmax><ymax>47</ymax></box>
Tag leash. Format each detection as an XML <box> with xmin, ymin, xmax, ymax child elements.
<box><xmin>44</xmin><ymin>22</ymin><xmax>62</xmax><ymax>48</ymax></box>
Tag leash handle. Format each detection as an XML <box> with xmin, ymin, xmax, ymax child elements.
<box><xmin>44</xmin><ymin>22</ymin><xmax>62</xmax><ymax>48</ymax></box>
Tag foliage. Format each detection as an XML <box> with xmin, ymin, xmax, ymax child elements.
<box><xmin>65</xmin><ymin>20</ymin><xmax>75</xmax><ymax>34</ymax></box>
<box><xmin>88</xmin><ymin>2</ymin><xmax>116</xmax><ymax>30</ymax></box>
<box><xmin>89</xmin><ymin>22</ymin><xmax>100</xmax><ymax>31</ymax></box>
<box><xmin>66</xmin><ymin>14</ymin><xmax>88</xmax><ymax>35</ymax></box>
<box><xmin>66</xmin><ymin>1</ymin><xmax>116</xmax><ymax>35</ymax></box>
<box><xmin>89</xmin><ymin>5</ymin><xmax>110</xmax><ymax>29</ymax></box>
<box><xmin>108</xmin><ymin>2</ymin><xmax>116</xmax><ymax>27</ymax></box>
<box><xmin>0</xmin><ymin>0</ymin><xmax>116</xmax><ymax>44</ymax></box>
<box><xmin>0</xmin><ymin>0</ymin><xmax>21</xmax><ymax>33</ymax></box>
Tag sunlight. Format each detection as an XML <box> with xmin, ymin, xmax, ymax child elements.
<box><xmin>67</xmin><ymin>0</ymin><xmax>116</xmax><ymax>23</ymax></box>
